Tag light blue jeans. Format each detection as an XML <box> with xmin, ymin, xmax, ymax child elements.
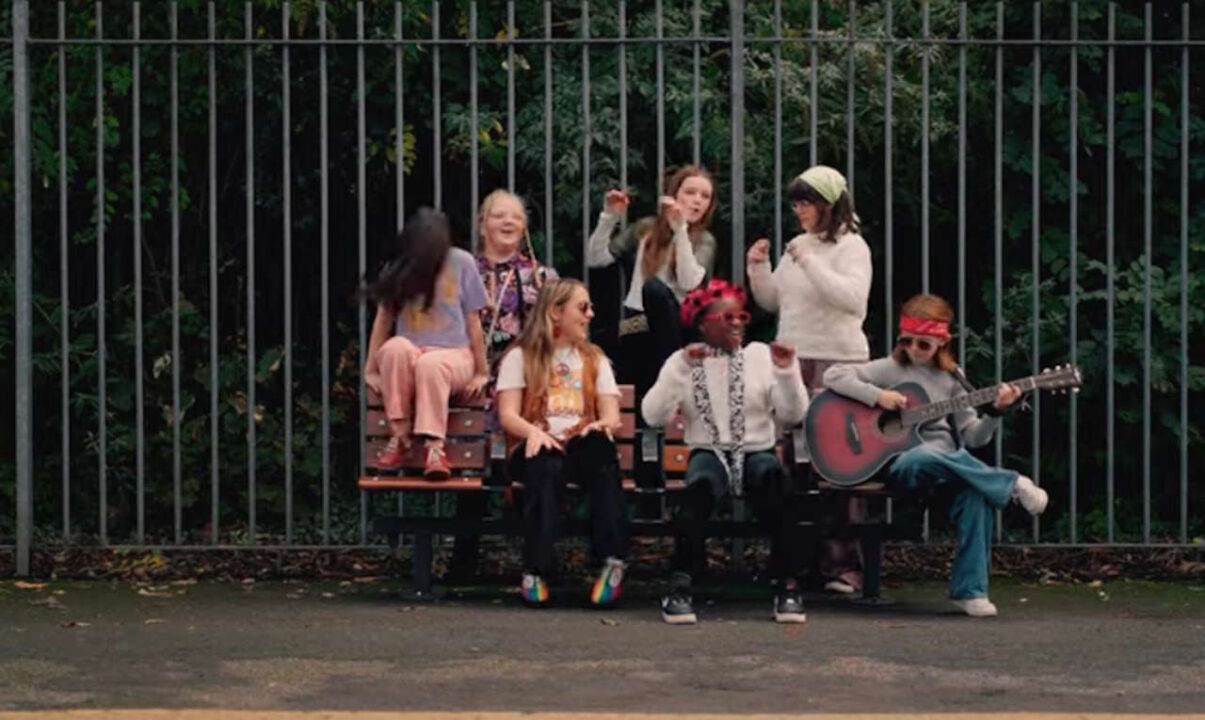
<box><xmin>889</xmin><ymin>445</ymin><xmax>1018</xmax><ymax>600</ymax></box>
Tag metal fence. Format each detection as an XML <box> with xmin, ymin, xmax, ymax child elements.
<box><xmin>6</xmin><ymin>1</ymin><xmax>1200</xmax><ymax>577</ymax></box>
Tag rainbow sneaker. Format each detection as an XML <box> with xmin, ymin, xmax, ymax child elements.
<box><xmin>520</xmin><ymin>573</ymin><xmax>549</xmax><ymax>607</ymax></box>
<box><xmin>590</xmin><ymin>557</ymin><xmax>625</xmax><ymax>607</ymax></box>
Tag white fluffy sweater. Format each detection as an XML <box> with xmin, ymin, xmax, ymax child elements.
<box><xmin>641</xmin><ymin>342</ymin><xmax>809</xmax><ymax>453</ymax></box>
<box><xmin>747</xmin><ymin>230</ymin><xmax>872</xmax><ymax>362</ymax></box>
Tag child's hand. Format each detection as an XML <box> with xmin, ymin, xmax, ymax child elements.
<box><xmin>525</xmin><ymin>428</ymin><xmax>564</xmax><ymax>458</ymax></box>
<box><xmin>876</xmin><ymin>389</ymin><xmax>908</xmax><ymax>410</ymax></box>
<box><xmin>364</xmin><ymin>357</ymin><xmax>382</xmax><ymax>394</ymax></box>
<box><xmin>660</xmin><ymin>196</ymin><xmax>686</xmax><ymax>232</ymax></box>
<box><xmin>604</xmin><ymin>189</ymin><xmax>630</xmax><ymax>216</ymax></box>
<box><xmin>787</xmin><ymin>242</ymin><xmax>809</xmax><ymax>268</ymax></box>
<box><xmin>684</xmin><ymin>343</ymin><xmax>710</xmax><ymax>367</ymax></box>
<box><xmin>993</xmin><ymin>383</ymin><xmax>1022</xmax><ymax>411</ymax></box>
<box><xmin>770</xmin><ymin>342</ymin><xmax>796</xmax><ymax>369</ymax></box>
<box><xmin>747</xmin><ymin>238</ymin><xmax>771</xmax><ymax>266</ymax></box>
<box><xmin>578</xmin><ymin>420</ymin><xmax>615</xmax><ymax>441</ymax></box>
<box><xmin>463</xmin><ymin>373</ymin><xmax>490</xmax><ymax>399</ymax></box>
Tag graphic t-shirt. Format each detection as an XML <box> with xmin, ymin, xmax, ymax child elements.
<box><xmin>393</xmin><ymin>247</ymin><xmax>489</xmax><ymax>348</ymax></box>
<box><xmin>495</xmin><ymin>346</ymin><xmax>620</xmax><ymax>441</ymax></box>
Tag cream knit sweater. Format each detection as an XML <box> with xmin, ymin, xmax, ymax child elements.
<box><xmin>747</xmin><ymin>230</ymin><xmax>872</xmax><ymax>362</ymax></box>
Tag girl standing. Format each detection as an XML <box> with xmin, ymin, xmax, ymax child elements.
<box><xmin>364</xmin><ymin>208</ymin><xmax>491</xmax><ymax>479</ymax></box>
<box><xmin>747</xmin><ymin>164</ymin><xmax>871</xmax><ymax>594</ymax></box>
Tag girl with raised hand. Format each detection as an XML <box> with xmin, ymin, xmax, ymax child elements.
<box><xmin>822</xmin><ymin>293</ymin><xmax>1049</xmax><ymax>618</ymax></box>
<box><xmin>747</xmin><ymin>164</ymin><xmax>872</xmax><ymax>595</ymax></box>
<box><xmin>586</xmin><ymin>165</ymin><xmax>718</xmax><ymax>394</ymax></box>
<box><xmin>364</xmin><ymin>208</ymin><xmax>490</xmax><ymax>480</ymax></box>
<box><xmin>641</xmin><ymin>280</ymin><xmax>810</xmax><ymax>625</ymax></box>
<box><xmin>495</xmin><ymin>279</ymin><xmax>628</xmax><ymax>608</ymax></box>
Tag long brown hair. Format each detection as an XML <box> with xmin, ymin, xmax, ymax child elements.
<box><xmin>640</xmin><ymin>165</ymin><xmax>717</xmax><ymax>281</ymax></box>
<box><xmin>786</xmin><ymin>176</ymin><xmax>860</xmax><ymax>244</ymax></box>
<box><xmin>511</xmin><ymin>279</ymin><xmax>604</xmax><ymax>423</ymax></box>
<box><xmin>892</xmin><ymin>294</ymin><xmax>958</xmax><ymax>372</ymax></box>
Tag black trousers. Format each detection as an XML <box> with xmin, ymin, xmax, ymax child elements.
<box><xmin>509</xmin><ymin>431</ymin><xmax>629</xmax><ymax>577</ymax></box>
<box><xmin>671</xmin><ymin>450</ymin><xmax>803</xmax><ymax>584</ymax></box>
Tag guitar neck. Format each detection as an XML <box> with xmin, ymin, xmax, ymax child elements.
<box><xmin>900</xmin><ymin>376</ymin><xmax>1039</xmax><ymax>426</ymax></box>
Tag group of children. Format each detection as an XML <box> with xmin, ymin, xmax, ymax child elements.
<box><xmin>363</xmin><ymin>164</ymin><xmax>1050</xmax><ymax>623</ymax></box>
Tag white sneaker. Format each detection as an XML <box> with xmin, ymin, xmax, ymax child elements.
<box><xmin>1012</xmin><ymin>475</ymin><xmax>1048</xmax><ymax>516</ymax></box>
<box><xmin>824</xmin><ymin>580</ymin><xmax>857</xmax><ymax>595</ymax></box>
<box><xmin>952</xmin><ymin>597</ymin><xmax>998</xmax><ymax>617</ymax></box>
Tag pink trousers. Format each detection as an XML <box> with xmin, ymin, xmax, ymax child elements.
<box><xmin>376</xmin><ymin>337</ymin><xmax>475</xmax><ymax>439</ymax></box>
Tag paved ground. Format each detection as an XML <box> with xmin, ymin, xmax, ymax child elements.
<box><xmin>2</xmin><ymin>577</ymin><xmax>1204</xmax><ymax>714</ymax></box>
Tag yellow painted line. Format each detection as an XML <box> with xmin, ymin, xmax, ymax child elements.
<box><xmin>3</xmin><ymin>714</ymin><xmax>1205</xmax><ymax>720</ymax></box>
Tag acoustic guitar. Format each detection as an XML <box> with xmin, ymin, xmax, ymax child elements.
<box><xmin>804</xmin><ymin>365</ymin><xmax>1082</xmax><ymax>487</ymax></box>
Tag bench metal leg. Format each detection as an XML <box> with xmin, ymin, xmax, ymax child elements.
<box><xmin>403</xmin><ymin>531</ymin><xmax>440</xmax><ymax>601</ymax></box>
<box><xmin>854</xmin><ymin>525</ymin><xmax>895</xmax><ymax>606</ymax></box>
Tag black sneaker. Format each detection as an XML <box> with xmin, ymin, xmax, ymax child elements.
<box><xmin>660</xmin><ymin>587</ymin><xmax>697</xmax><ymax>625</ymax></box>
<box><xmin>774</xmin><ymin>580</ymin><xmax>807</xmax><ymax>623</ymax></box>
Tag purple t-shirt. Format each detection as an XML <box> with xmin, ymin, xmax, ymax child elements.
<box><xmin>393</xmin><ymin>247</ymin><xmax>488</xmax><ymax>349</ymax></box>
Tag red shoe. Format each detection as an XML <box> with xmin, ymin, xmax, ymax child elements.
<box><xmin>376</xmin><ymin>436</ymin><xmax>407</xmax><ymax>471</ymax></box>
<box><xmin>424</xmin><ymin>444</ymin><xmax>451</xmax><ymax>480</ymax></box>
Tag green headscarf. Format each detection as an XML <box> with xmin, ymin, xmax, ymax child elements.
<box><xmin>795</xmin><ymin>165</ymin><xmax>848</xmax><ymax>205</ymax></box>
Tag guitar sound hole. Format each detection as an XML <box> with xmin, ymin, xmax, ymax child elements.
<box><xmin>879</xmin><ymin>412</ymin><xmax>905</xmax><ymax>439</ymax></box>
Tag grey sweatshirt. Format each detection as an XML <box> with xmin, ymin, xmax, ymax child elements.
<box><xmin>822</xmin><ymin>358</ymin><xmax>1000</xmax><ymax>453</ymax></box>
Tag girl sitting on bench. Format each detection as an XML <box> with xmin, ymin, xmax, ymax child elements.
<box><xmin>822</xmin><ymin>293</ymin><xmax>1049</xmax><ymax>617</ymax></box>
<box><xmin>364</xmin><ymin>208</ymin><xmax>490</xmax><ymax>479</ymax></box>
<box><xmin>495</xmin><ymin>279</ymin><xmax>629</xmax><ymax>607</ymax></box>
<box><xmin>641</xmin><ymin>280</ymin><xmax>810</xmax><ymax>625</ymax></box>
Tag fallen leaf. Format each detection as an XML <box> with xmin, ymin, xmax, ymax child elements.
<box><xmin>320</xmin><ymin>592</ymin><xmax>335</xmax><ymax>599</ymax></box>
<box><xmin>241</xmin><ymin>578</ymin><xmax>255</xmax><ymax>586</ymax></box>
<box><xmin>353</xmin><ymin>576</ymin><xmax>384</xmax><ymax>584</ymax></box>
<box><xmin>286</xmin><ymin>593</ymin><xmax>302</xmax><ymax>600</ymax></box>
<box><xmin>30</xmin><ymin>596</ymin><xmax>65</xmax><ymax>611</ymax></box>
<box><xmin>1089</xmin><ymin>579</ymin><xmax>1103</xmax><ymax>588</ymax></box>
<box><xmin>59</xmin><ymin>621</ymin><xmax>90</xmax><ymax>628</ymax></box>
<box><xmin>144</xmin><ymin>618</ymin><xmax>165</xmax><ymax>625</ymax></box>
<box><xmin>170</xmin><ymin>579</ymin><xmax>198</xmax><ymax>587</ymax></box>
<box><xmin>600</xmin><ymin>618</ymin><xmax>619</xmax><ymax>627</ymax></box>
<box><xmin>14</xmin><ymin>581</ymin><xmax>47</xmax><ymax>591</ymax></box>
<box><xmin>137</xmin><ymin>588</ymin><xmax>174</xmax><ymax>598</ymax></box>
<box><xmin>52</xmin><ymin>590</ymin><xmax>67</xmax><ymax>596</ymax></box>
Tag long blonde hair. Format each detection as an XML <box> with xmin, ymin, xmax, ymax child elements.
<box><xmin>640</xmin><ymin>165</ymin><xmax>717</xmax><ymax>281</ymax></box>
<box><xmin>511</xmin><ymin>279</ymin><xmax>603</xmax><ymax>423</ymax></box>
<box><xmin>477</xmin><ymin>189</ymin><xmax>536</xmax><ymax>258</ymax></box>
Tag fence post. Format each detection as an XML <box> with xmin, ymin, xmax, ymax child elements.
<box><xmin>729</xmin><ymin>0</ymin><xmax>745</xmax><ymax>284</ymax></box>
<box><xmin>13</xmin><ymin>0</ymin><xmax>33</xmax><ymax>577</ymax></box>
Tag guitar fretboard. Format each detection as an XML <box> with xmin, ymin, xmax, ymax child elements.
<box><xmin>899</xmin><ymin>376</ymin><xmax>1040</xmax><ymax>426</ymax></box>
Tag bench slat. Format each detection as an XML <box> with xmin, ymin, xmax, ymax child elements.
<box><xmin>365</xmin><ymin>409</ymin><xmax>487</xmax><ymax>438</ymax></box>
<box><xmin>365</xmin><ymin>438</ymin><xmax>487</xmax><ymax>472</ymax></box>
<box><xmin>360</xmin><ymin>476</ymin><xmax>484</xmax><ymax>492</ymax></box>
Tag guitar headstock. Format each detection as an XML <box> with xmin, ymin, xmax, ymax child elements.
<box><xmin>1037</xmin><ymin>364</ymin><xmax>1083</xmax><ymax>394</ymax></box>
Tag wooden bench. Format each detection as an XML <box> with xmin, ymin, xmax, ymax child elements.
<box><xmin>360</xmin><ymin>385</ymin><xmax>921</xmax><ymax>601</ymax></box>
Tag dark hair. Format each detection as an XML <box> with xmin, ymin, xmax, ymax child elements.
<box><xmin>368</xmin><ymin>207</ymin><xmax>452</xmax><ymax>316</ymax></box>
<box><xmin>786</xmin><ymin>178</ymin><xmax>860</xmax><ymax>244</ymax></box>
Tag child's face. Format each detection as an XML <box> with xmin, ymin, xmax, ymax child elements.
<box><xmin>675</xmin><ymin>175</ymin><xmax>713</xmax><ymax>225</ymax></box>
<box><xmin>699</xmin><ymin>297</ymin><xmax>749</xmax><ymax>353</ymax></box>
<box><xmin>898</xmin><ymin>333</ymin><xmax>941</xmax><ymax>366</ymax></box>
<box><xmin>481</xmin><ymin>196</ymin><xmax>526</xmax><ymax>257</ymax></box>
<box><xmin>553</xmin><ymin>286</ymin><xmax>595</xmax><ymax>344</ymax></box>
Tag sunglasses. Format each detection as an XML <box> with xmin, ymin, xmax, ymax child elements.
<box><xmin>575</xmin><ymin>301</ymin><xmax>594</xmax><ymax>314</ymax></box>
<box><xmin>897</xmin><ymin>336</ymin><xmax>939</xmax><ymax>352</ymax></box>
<box><xmin>703</xmin><ymin>310</ymin><xmax>751</xmax><ymax>325</ymax></box>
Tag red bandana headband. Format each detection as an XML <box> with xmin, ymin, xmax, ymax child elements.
<box><xmin>680</xmin><ymin>279</ymin><xmax>747</xmax><ymax>328</ymax></box>
<box><xmin>899</xmin><ymin>315</ymin><xmax>951</xmax><ymax>341</ymax></box>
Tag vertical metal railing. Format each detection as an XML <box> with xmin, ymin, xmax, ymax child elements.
<box><xmin>6</xmin><ymin>2</ymin><xmax>1202</xmax><ymax>573</ymax></box>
